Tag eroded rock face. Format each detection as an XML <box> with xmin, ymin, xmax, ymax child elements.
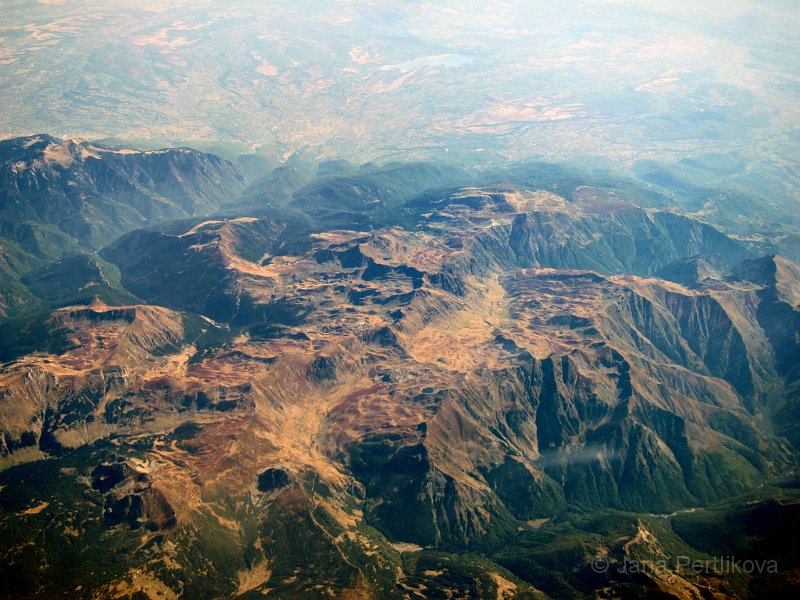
<box><xmin>257</xmin><ymin>468</ymin><xmax>291</xmax><ymax>492</ymax></box>
<box><xmin>92</xmin><ymin>461</ymin><xmax>176</xmax><ymax>532</ymax></box>
<box><xmin>0</xmin><ymin>300</ymin><xmax>188</xmax><ymax>462</ymax></box>
<box><xmin>91</xmin><ymin>462</ymin><xmax>135</xmax><ymax>494</ymax></box>
<box><xmin>103</xmin><ymin>488</ymin><xmax>177</xmax><ymax>532</ymax></box>
<box><xmin>306</xmin><ymin>356</ymin><xmax>337</xmax><ymax>383</ymax></box>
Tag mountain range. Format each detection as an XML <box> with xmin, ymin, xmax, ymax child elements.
<box><xmin>0</xmin><ymin>136</ymin><xmax>798</xmax><ymax>599</ymax></box>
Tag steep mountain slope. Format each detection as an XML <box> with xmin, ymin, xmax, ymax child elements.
<box><xmin>0</xmin><ymin>135</ymin><xmax>245</xmax><ymax>320</ymax></box>
<box><xmin>100</xmin><ymin>217</ymin><xmax>310</xmax><ymax>323</ymax></box>
<box><xmin>217</xmin><ymin>152</ymin><xmax>319</xmax><ymax>216</ymax></box>
<box><xmin>0</xmin><ymin>135</ymin><xmax>244</xmax><ymax>250</ymax></box>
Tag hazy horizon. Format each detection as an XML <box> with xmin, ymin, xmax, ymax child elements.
<box><xmin>1</xmin><ymin>1</ymin><xmax>798</xmax><ymax>168</ymax></box>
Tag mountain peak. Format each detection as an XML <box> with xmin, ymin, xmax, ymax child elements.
<box><xmin>655</xmin><ymin>255</ymin><xmax>720</xmax><ymax>287</ymax></box>
<box><xmin>730</xmin><ymin>254</ymin><xmax>800</xmax><ymax>306</ymax></box>
<box><xmin>0</xmin><ymin>134</ymin><xmax>245</xmax><ymax>252</ymax></box>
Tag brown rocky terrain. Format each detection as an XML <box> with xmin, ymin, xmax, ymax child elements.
<box><xmin>1</xmin><ymin>180</ymin><xmax>798</xmax><ymax>598</ymax></box>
